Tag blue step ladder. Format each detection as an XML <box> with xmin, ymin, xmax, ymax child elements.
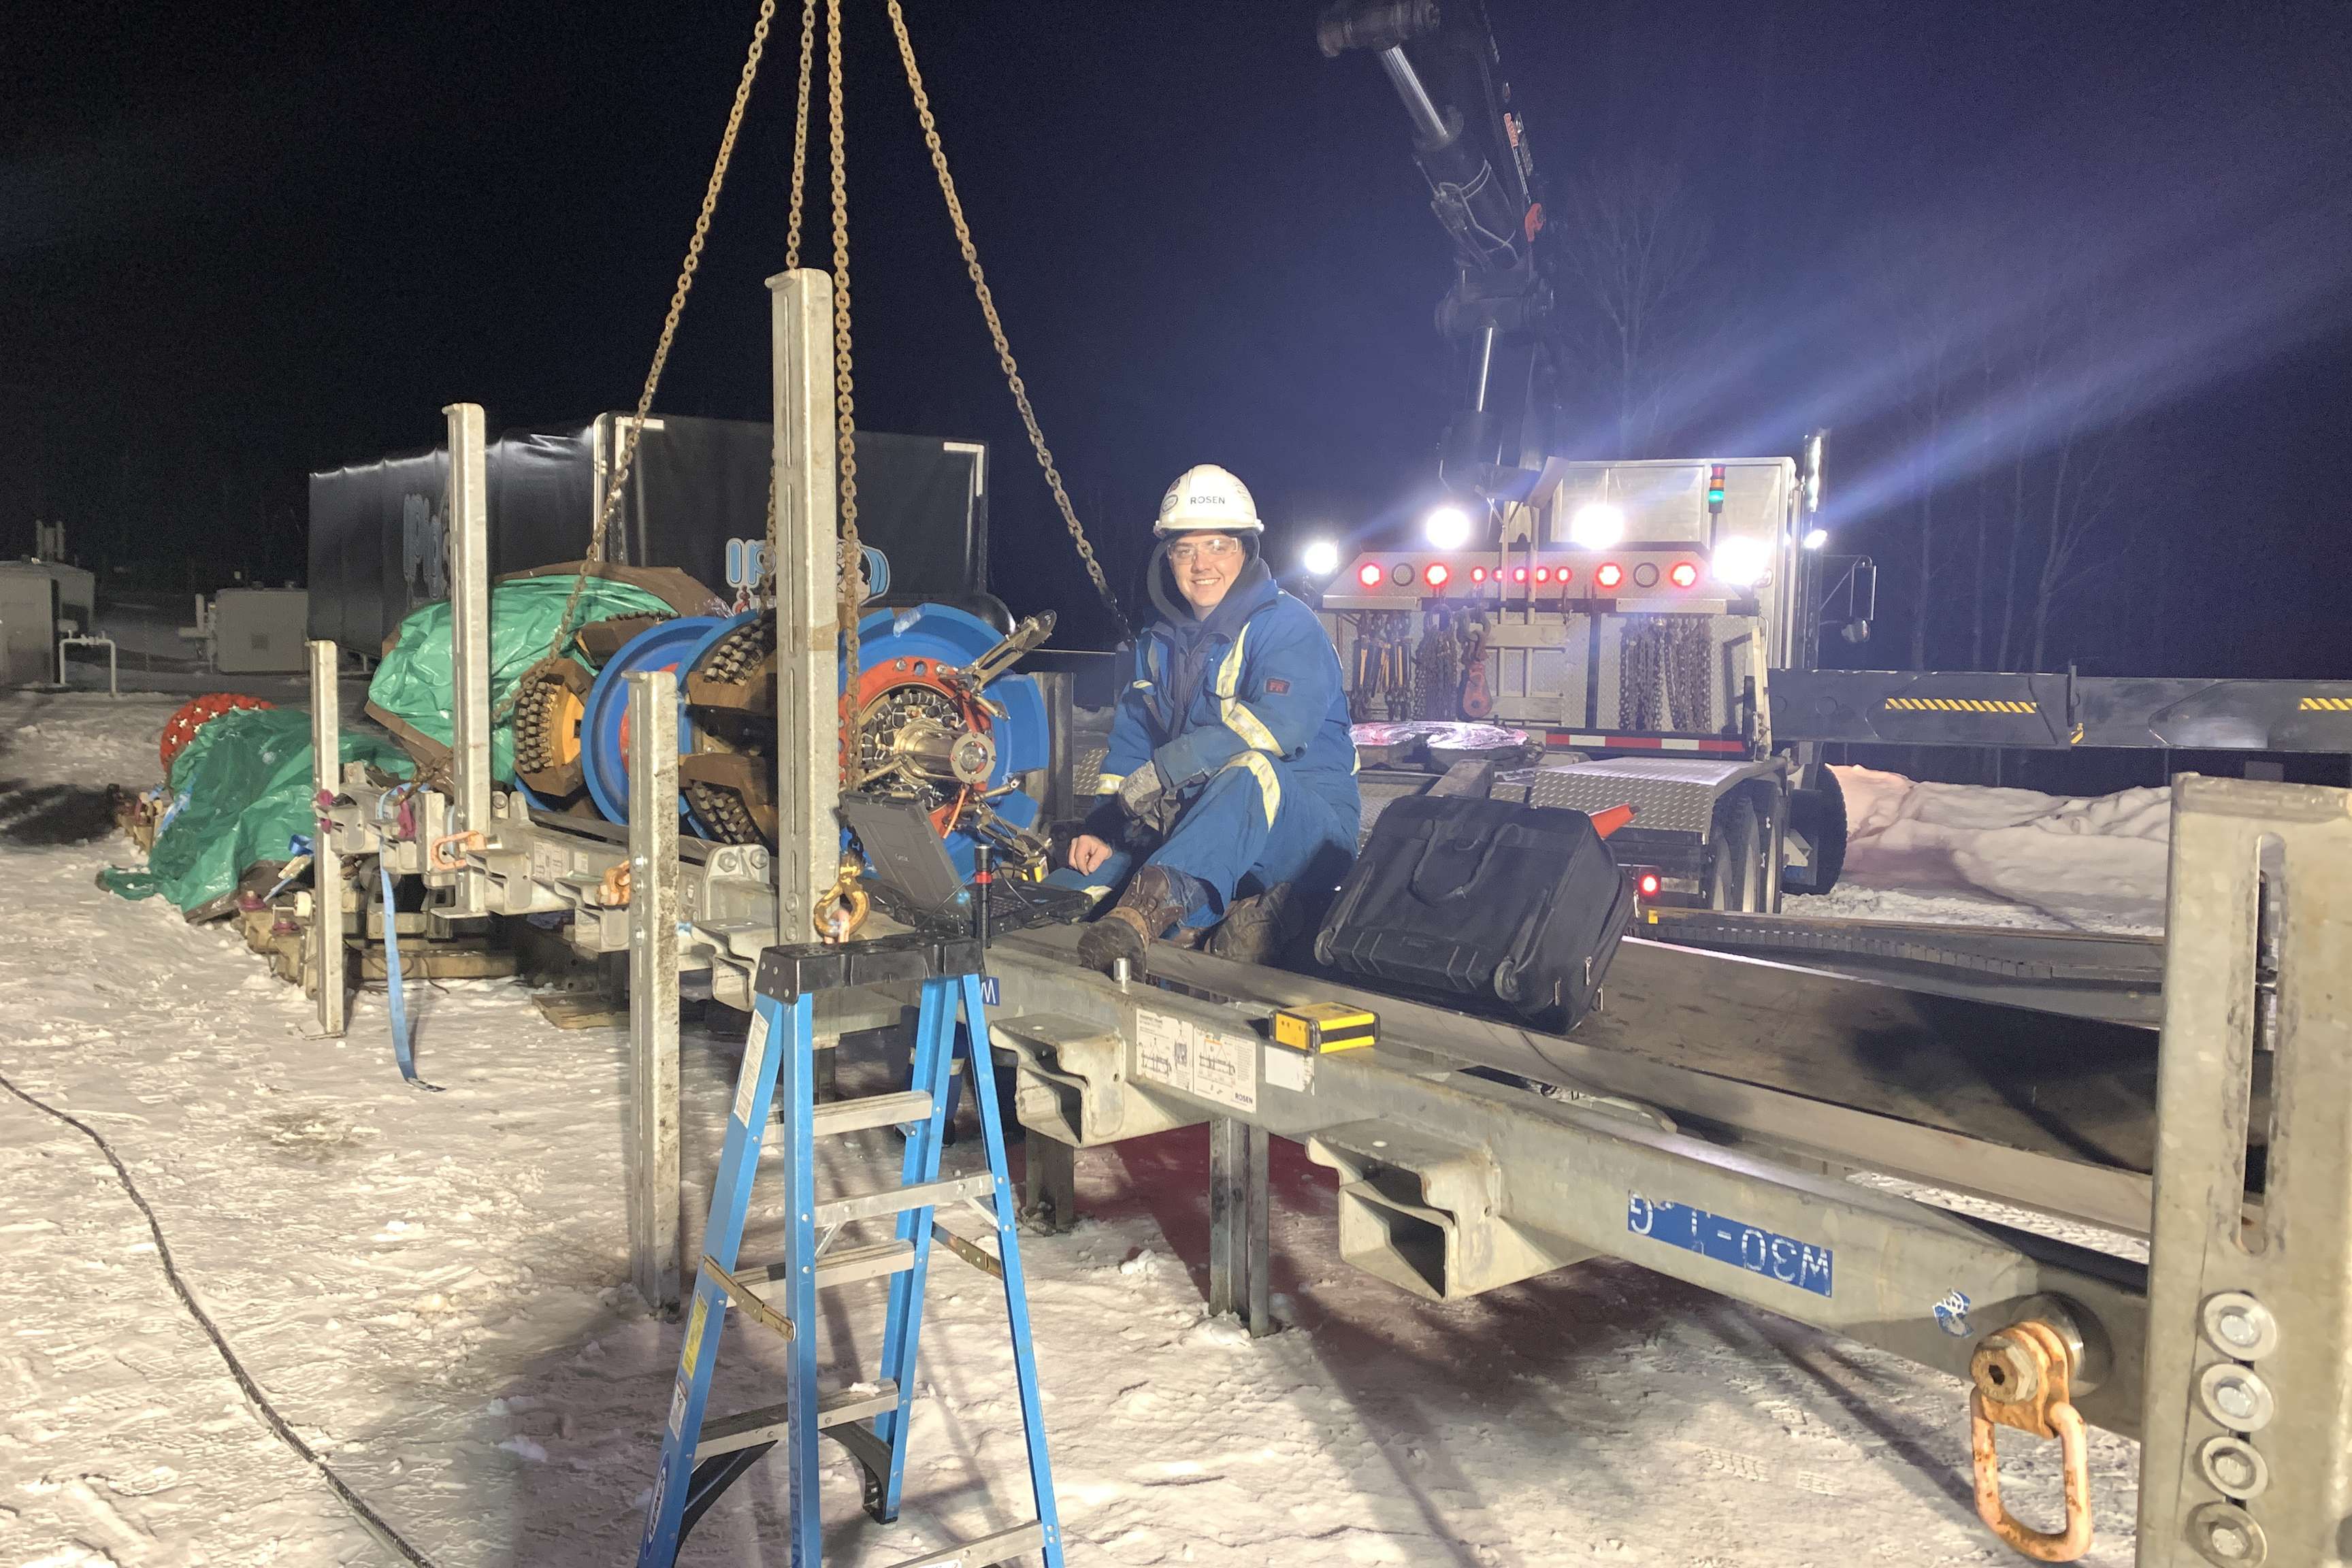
<box><xmin>635</xmin><ymin>917</ymin><xmax>1065</xmax><ymax>1567</ymax></box>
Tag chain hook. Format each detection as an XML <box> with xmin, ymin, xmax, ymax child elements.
<box><xmin>813</xmin><ymin>852</ymin><xmax>869</xmax><ymax>944</ymax></box>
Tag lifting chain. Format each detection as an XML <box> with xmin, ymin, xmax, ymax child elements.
<box><xmin>882</xmin><ymin>0</ymin><xmax>1132</xmax><ymax>642</ymax></box>
<box><xmin>783</xmin><ymin>0</ymin><xmax>817</xmax><ymax>272</ymax></box>
<box><xmin>763</xmin><ymin>0</ymin><xmax>820</xmax><ymax>555</ymax></box>
<box><xmin>826</xmin><ymin>0</ymin><xmax>867</xmax><ymax>793</ymax></box>
<box><xmin>508</xmin><ymin>0</ymin><xmax>779</xmax><ymax>725</ymax></box>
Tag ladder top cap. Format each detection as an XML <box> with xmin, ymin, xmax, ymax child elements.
<box><xmin>757</xmin><ymin>934</ymin><xmax>984</xmax><ymax>1000</ymax></box>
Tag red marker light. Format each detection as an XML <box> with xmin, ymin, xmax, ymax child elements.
<box><xmin>1533</xmin><ymin>567</ymin><xmax>1550</xmax><ymax>584</ymax></box>
<box><xmin>1637</xmin><ymin>872</ymin><xmax>1661</xmax><ymax>898</ymax></box>
<box><xmin>1669</xmin><ymin>561</ymin><xmax>1699</xmax><ymax>589</ymax></box>
<box><xmin>1556</xmin><ymin>567</ymin><xmax>1573</xmax><ymax>586</ymax></box>
<box><xmin>1424</xmin><ymin>562</ymin><xmax>1451</xmax><ymax>589</ymax></box>
<box><xmin>1357</xmin><ymin>562</ymin><xmax>1384</xmax><ymax>587</ymax></box>
<box><xmin>1512</xmin><ymin>567</ymin><xmax>1528</xmax><ymax>583</ymax></box>
<box><xmin>1471</xmin><ymin>566</ymin><xmax>1487</xmax><ymax>583</ymax></box>
<box><xmin>1597</xmin><ymin>562</ymin><xmax>1624</xmax><ymax>589</ymax></box>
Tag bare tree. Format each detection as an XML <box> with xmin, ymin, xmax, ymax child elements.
<box><xmin>2027</xmin><ymin>410</ymin><xmax>2134</xmax><ymax>670</ymax></box>
<box><xmin>1550</xmin><ymin>155</ymin><xmax>1712</xmax><ymax>457</ymax></box>
<box><xmin>1866</xmin><ymin>236</ymin><xmax>1959</xmax><ymax>672</ymax></box>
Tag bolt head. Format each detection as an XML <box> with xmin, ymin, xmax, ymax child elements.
<box><xmin>1972</xmin><ymin>1335</ymin><xmax>2042</xmax><ymax>1404</ymax></box>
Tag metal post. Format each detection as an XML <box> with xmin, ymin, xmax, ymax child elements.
<box><xmin>1209</xmin><ymin>1117</ymin><xmax>1245</xmax><ymax>1319</ymax></box>
<box><xmin>308</xmin><ymin>639</ymin><xmax>346</xmax><ymax>1037</ymax></box>
<box><xmin>1246</xmin><ymin>1124</ymin><xmax>1273</xmax><ymax>1337</ymax></box>
<box><xmin>444</xmin><ymin>401</ymin><xmax>491</xmax><ymax>916</ymax></box>
<box><xmin>2138</xmin><ymin>777</ymin><xmax>2352</xmax><ymax>1567</ymax></box>
<box><xmin>625</xmin><ymin>670</ymin><xmax>682</xmax><ymax>1313</ymax></box>
<box><xmin>766</xmin><ymin>270</ymin><xmax>840</xmax><ymax>947</ymax></box>
<box><xmin>1209</xmin><ymin>1117</ymin><xmax>1271</xmax><ymax>1333</ymax></box>
<box><xmin>1021</xmin><ymin>1134</ymin><xmax>1079</xmax><ymax>1234</ymax></box>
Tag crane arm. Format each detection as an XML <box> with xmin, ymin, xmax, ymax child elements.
<box><xmin>1320</xmin><ymin>0</ymin><xmax>1558</xmax><ymax>503</ymax></box>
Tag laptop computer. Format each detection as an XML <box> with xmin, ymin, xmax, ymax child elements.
<box><xmin>838</xmin><ymin>796</ymin><xmax>1094</xmax><ymax>938</ymax></box>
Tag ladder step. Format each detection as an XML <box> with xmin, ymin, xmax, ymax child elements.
<box><xmin>742</xmin><ymin>1239</ymin><xmax>917</xmax><ymax>1294</ymax></box>
<box><xmin>815</xmin><ymin>1172</ymin><xmax>997</xmax><ymax>1229</ymax></box>
<box><xmin>811</xmin><ymin>1090</ymin><xmax>934</xmax><ymax>1139</ymax></box>
<box><xmin>884</xmin><ymin>1520</ymin><xmax>1047</xmax><ymax>1568</ymax></box>
<box><xmin>695</xmin><ymin>1380</ymin><xmax>902</xmax><ymax>1462</ymax></box>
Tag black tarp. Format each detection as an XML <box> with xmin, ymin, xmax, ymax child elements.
<box><xmin>308</xmin><ymin>414</ymin><xmax>988</xmax><ymax>651</ymax></box>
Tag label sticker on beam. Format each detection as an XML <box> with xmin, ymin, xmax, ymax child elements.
<box><xmin>1627</xmin><ymin>1192</ymin><xmax>1833</xmax><ymax>1297</ymax></box>
<box><xmin>1135</xmin><ymin>1007</ymin><xmax>1258</xmax><ymax>1114</ymax></box>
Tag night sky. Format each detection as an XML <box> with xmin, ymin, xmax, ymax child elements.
<box><xmin>6</xmin><ymin>1</ymin><xmax>2349</xmax><ymax>672</ymax></box>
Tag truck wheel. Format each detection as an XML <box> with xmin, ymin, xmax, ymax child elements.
<box><xmin>1780</xmin><ymin>763</ymin><xmax>1848</xmax><ymax>897</ymax></box>
<box><xmin>1706</xmin><ymin>793</ymin><xmax>1767</xmax><ymax>913</ymax></box>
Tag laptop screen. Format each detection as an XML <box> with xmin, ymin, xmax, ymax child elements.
<box><xmin>837</xmin><ymin>796</ymin><xmax>968</xmax><ymax>915</ymax></box>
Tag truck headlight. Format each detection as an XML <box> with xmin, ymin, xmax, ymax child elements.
<box><xmin>1569</xmin><ymin>502</ymin><xmax>1624</xmax><ymax>549</ymax></box>
<box><xmin>1711</xmin><ymin>535</ymin><xmax>1771</xmax><ymax>587</ymax></box>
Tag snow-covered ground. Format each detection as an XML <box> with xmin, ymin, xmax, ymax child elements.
<box><xmin>2</xmin><ymin>694</ymin><xmax>2144</xmax><ymax>1567</ymax></box>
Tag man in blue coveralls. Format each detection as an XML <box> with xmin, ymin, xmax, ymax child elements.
<box><xmin>1049</xmin><ymin>463</ymin><xmax>1360</xmax><ymax>978</ymax></box>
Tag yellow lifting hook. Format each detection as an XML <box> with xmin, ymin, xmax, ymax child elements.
<box><xmin>813</xmin><ymin>852</ymin><xmax>870</xmax><ymax>944</ymax></box>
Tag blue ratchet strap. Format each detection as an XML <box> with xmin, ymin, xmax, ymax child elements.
<box><xmin>378</xmin><ymin>860</ymin><xmax>443</xmax><ymax>1092</ymax></box>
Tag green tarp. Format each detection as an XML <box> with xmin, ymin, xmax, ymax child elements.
<box><xmin>103</xmin><ymin>576</ymin><xmax>678</xmax><ymax>916</ymax></box>
<box><xmin>363</xmin><ymin>575</ymin><xmax>677</xmax><ymax>781</ymax></box>
<box><xmin>100</xmin><ymin>708</ymin><xmax>413</xmax><ymax>915</ymax></box>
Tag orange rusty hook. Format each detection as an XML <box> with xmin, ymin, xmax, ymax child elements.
<box><xmin>427</xmin><ymin>829</ymin><xmax>486</xmax><ymax>872</ymax></box>
<box><xmin>1970</xmin><ymin>1318</ymin><xmax>2095</xmax><ymax>1561</ymax></box>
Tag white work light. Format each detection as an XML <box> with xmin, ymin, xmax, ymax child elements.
<box><xmin>1568</xmin><ymin>501</ymin><xmax>1625</xmax><ymax>549</ymax></box>
<box><xmin>1422</xmin><ymin>505</ymin><xmax>1471</xmax><ymax>550</ymax></box>
<box><xmin>1711</xmin><ymin>534</ymin><xmax>1771</xmax><ymax>587</ymax></box>
<box><xmin>1301</xmin><ymin>539</ymin><xmax>1341</xmax><ymax>578</ymax></box>
<box><xmin>1803</xmin><ymin>527</ymin><xmax>1829</xmax><ymax>551</ymax></box>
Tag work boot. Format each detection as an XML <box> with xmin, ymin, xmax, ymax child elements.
<box><xmin>1075</xmin><ymin>864</ymin><xmax>1201</xmax><ymax>978</ymax></box>
<box><xmin>1206</xmin><ymin>881</ymin><xmax>1305</xmax><ymax>966</ymax></box>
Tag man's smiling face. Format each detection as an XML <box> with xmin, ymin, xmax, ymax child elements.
<box><xmin>1170</xmin><ymin>531</ymin><xmax>1245</xmax><ymax>615</ymax></box>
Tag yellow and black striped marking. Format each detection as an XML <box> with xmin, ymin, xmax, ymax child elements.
<box><xmin>2300</xmin><ymin>696</ymin><xmax>2352</xmax><ymax>712</ymax></box>
<box><xmin>1273</xmin><ymin>1003</ymin><xmax>1378</xmax><ymax>1054</ymax></box>
<box><xmin>1882</xmin><ymin>697</ymin><xmax>2040</xmax><ymax>714</ymax></box>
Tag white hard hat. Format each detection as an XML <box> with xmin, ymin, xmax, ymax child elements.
<box><xmin>1154</xmin><ymin>463</ymin><xmax>1263</xmax><ymax>536</ymax></box>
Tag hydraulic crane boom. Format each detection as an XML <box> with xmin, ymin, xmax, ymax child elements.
<box><xmin>1318</xmin><ymin>0</ymin><xmax>1556</xmax><ymax>502</ymax></box>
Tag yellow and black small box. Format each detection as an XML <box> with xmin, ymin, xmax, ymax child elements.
<box><xmin>1272</xmin><ymin>1002</ymin><xmax>1377</xmax><ymax>1054</ymax></box>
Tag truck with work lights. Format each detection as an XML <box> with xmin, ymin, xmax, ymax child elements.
<box><xmin>1308</xmin><ymin>0</ymin><xmax>2352</xmax><ymax>917</ymax></box>
<box><xmin>1314</xmin><ymin>446</ymin><xmax>1857</xmax><ymax>913</ymax></box>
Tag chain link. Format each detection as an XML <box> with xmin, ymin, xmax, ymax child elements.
<box><xmin>784</xmin><ymin>0</ymin><xmax>817</xmax><ymax>272</ymax></box>
<box><xmin>828</xmin><ymin>0</ymin><xmax>867</xmax><ymax>791</ymax></box>
<box><xmin>504</xmin><ymin>0</ymin><xmax>777</xmax><ymax>725</ymax></box>
<box><xmin>764</xmin><ymin>0</ymin><xmax>820</xmax><ymax>567</ymax></box>
<box><xmin>882</xmin><ymin>0</ymin><xmax>1130</xmax><ymax>640</ymax></box>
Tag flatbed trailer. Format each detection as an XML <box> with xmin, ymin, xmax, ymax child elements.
<box><xmin>1636</xmin><ymin>906</ymin><xmax>2165</xmax><ymax>1028</ymax></box>
<box><xmin>301</xmin><ymin>274</ymin><xmax>2352</xmax><ymax>1564</ymax></box>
